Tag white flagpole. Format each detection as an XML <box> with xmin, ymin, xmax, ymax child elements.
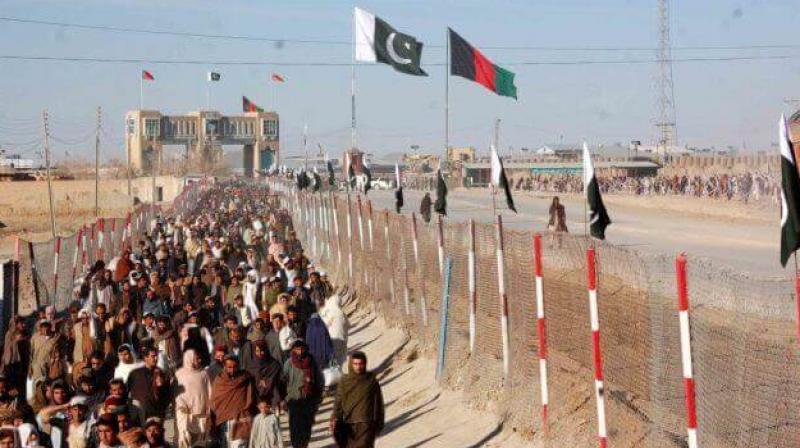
<box><xmin>206</xmin><ymin>79</ymin><xmax>211</xmax><ymax>110</ymax></box>
<box><xmin>139</xmin><ymin>72</ymin><xmax>144</xmax><ymax>110</ymax></box>
<box><xmin>445</xmin><ymin>28</ymin><xmax>450</xmax><ymax>158</ymax></box>
<box><xmin>351</xmin><ymin>8</ymin><xmax>357</xmax><ymax>151</ymax></box>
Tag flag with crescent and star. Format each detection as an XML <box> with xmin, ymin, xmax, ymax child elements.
<box><xmin>354</xmin><ymin>7</ymin><xmax>427</xmax><ymax>76</ymax></box>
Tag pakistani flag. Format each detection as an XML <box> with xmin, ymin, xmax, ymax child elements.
<box><xmin>490</xmin><ymin>145</ymin><xmax>517</xmax><ymax>213</ymax></box>
<box><xmin>208</xmin><ymin>72</ymin><xmax>221</xmax><ymax>82</ymax></box>
<box><xmin>583</xmin><ymin>143</ymin><xmax>611</xmax><ymax>240</ymax></box>
<box><xmin>780</xmin><ymin>114</ymin><xmax>800</xmax><ymax>266</ymax></box>
<box><xmin>394</xmin><ymin>163</ymin><xmax>404</xmax><ymax>213</ymax></box>
<box><xmin>354</xmin><ymin>7</ymin><xmax>427</xmax><ymax>76</ymax></box>
<box><xmin>362</xmin><ymin>158</ymin><xmax>372</xmax><ymax>195</ymax></box>
<box><xmin>434</xmin><ymin>169</ymin><xmax>447</xmax><ymax>216</ymax></box>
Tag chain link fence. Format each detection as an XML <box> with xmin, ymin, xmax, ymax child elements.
<box><xmin>279</xmin><ymin>179</ymin><xmax>800</xmax><ymax>448</ymax></box>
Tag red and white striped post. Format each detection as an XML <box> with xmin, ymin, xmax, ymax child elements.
<box><xmin>587</xmin><ymin>247</ymin><xmax>608</xmax><ymax>448</ymax></box>
<box><xmin>384</xmin><ymin>210</ymin><xmax>396</xmax><ymax>304</ymax></box>
<box><xmin>495</xmin><ymin>215</ymin><xmax>511</xmax><ymax>381</ymax></box>
<box><xmin>367</xmin><ymin>200</ymin><xmax>374</xmax><ymax>251</ymax></box>
<box><xmin>533</xmin><ymin>233</ymin><xmax>549</xmax><ymax>432</ymax></box>
<box><xmin>468</xmin><ymin>219</ymin><xmax>477</xmax><ymax>354</ymax></box>
<box><xmin>411</xmin><ymin>212</ymin><xmax>428</xmax><ymax>327</ymax></box>
<box><xmin>356</xmin><ymin>195</ymin><xmax>365</xmax><ymax>250</ymax></box>
<box><xmin>345</xmin><ymin>194</ymin><xmax>354</xmax><ymax>280</ymax></box>
<box><xmin>400</xmin><ymin>218</ymin><xmax>411</xmax><ymax>315</ymax></box>
<box><xmin>332</xmin><ymin>194</ymin><xmax>342</xmax><ymax>266</ymax></box>
<box><xmin>676</xmin><ymin>253</ymin><xmax>698</xmax><ymax>448</ymax></box>
<box><xmin>436</xmin><ymin>214</ymin><xmax>445</xmax><ymax>276</ymax></box>
<box><xmin>96</xmin><ymin>218</ymin><xmax>105</xmax><ymax>262</ymax></box>
<box><xmin>110</xmin><ymin>218</ymin><xmax>117</xmax><ymax>257</ymax></box>
<box><xmin>81</xmin><ymin>225</ymin><xmax>89</xmax><ymax>270</ymax></box>
<box><xmin>52</xmin><ymin>237</ymin><xmax>61</xmax><ymax>303</ymax></box>
<box><xmin>71</xmin><ymin>229</ymin><xmax>82</xmax><ymax>285</ymax></box>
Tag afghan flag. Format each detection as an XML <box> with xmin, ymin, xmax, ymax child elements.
<box><xmin>780</xmin><ymin>114</ymin><xmax>800</xmax><ymax>266</ymax></box>
<box><xmin>583</xmin><ymin>142</ymin><xmax>611</xmax><ymax>240</ymax></box>
<box><xmin>242</xmin><ymin>96</ymin><xmax>264</xmax><ymax>113</ymax></box>
<box><xmin>142</xmin><ymin>70</ymin><xmax>155</xmax><ymax>81</ymax></box>
<box><xmin>449</xmin><ymin>28</ymin><xmax>517</xmax><ymax>99</ymax></box>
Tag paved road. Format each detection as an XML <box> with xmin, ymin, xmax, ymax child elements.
<box><xmin>359</xmin><ymin>188</ymin><xmax>784</xmax><ymax>276</ymax></box>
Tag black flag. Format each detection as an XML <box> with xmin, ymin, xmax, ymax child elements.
<box><xmin>312</xmin><ymin>171</ymin><xmax>322</xmax><ymax>192</ymax></box>
<box><xmin>583</xmin><ymin>143</ymin><xmax>611</xmax><ymax>239</ymax></box>
<box><xmin>296</xmin><ymin>171</ymin><xmax>306</xmax><ymax>190</ymax></box>
<box><xmin>347</xmin><ymin>161</ymin><xmax>357</xmax><ymax>190</ymax></box>
<box><xmin>354</xmin><ymin>7</ymin><xmax>428</xmax><ymax>77</ymax></box>
<box><xmin>434</xmin><ymin>169</ymin><xmax>447</xmax><ymax>216</ymax></box>
<box><xmin>362</xmin><ymin>159</ymin><xmax>372</xmax><ymax>195</ymax></box>
<box><xmin>490</xmin><ymin>145</ymin><xmax>517</xmax><ymax>213</ymax></box>
<box><xmin>327</xmin><ymin>160</ymin><xmax>336</xmax><ymax>186</ymax></box>
<box><xmin>394</xmin><ymin>163</ymin><xmax>404</xmax><ymax>213</ymax></box>
<box><xmin>780</xmin><ymin>114</ymin><xmax>800</xmax><ymax>266</ymax></box>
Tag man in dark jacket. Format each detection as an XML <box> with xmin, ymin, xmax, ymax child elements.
<box><xmin>331</xmin><ymin>351</ymin><xmax>385</xmax><ymax>448</ymax></box>
<box><xmin>127</xmin><ymin>346</ymin><xmax>171</xmax><ymax>419</ymax></box>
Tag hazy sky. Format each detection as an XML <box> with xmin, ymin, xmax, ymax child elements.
<box><xmin>1</xmin><ymin>0</ymin><xmax>799</xmax><ymax>161</ymax></box>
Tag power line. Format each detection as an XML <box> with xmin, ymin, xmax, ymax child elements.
<box><xmin>4</xmin><ymin>16</ymin><xmax>800</xmax><ymax>52</ymax></box>
<box><xmin>1</xmin><ymin>53</ymin><xmax>798</xmax><ymax>67</ymax></box>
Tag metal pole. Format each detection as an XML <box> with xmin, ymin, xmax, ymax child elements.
<box><xmin>350</xmin><ymin>9</ymin><xmax>357</xmax><ymax>151</ymax></box>
<box><xmin>495</xmin><ymin>214</ymin><xmax>510</xmax><ymax>382</ymax></box>
<box><xmin>42</xmin><ymin>111</ymin><xmax>56</xmax><ymax>239</ymax></box>
<box><xmin>95</xmin><ymin>106</ymin><xmax>101</xmax><ymax>218</ymax></box>
<box><xmin>445</xmin><ymin>28</ymin><xmax>450</xmax><ymax>159</ymax></box>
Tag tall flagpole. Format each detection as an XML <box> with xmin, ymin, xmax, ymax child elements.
<box><xmin>445</xmin><ymin>28</ymin><xmax>450</xmax><ymax>159</ymax></box>
<box><xmin>351</xmin><ymin>7</ymin><xmax>357</xmax><ymax>151</ymax></box>
<box><xmin>139</xmin><ymin>72</ymin><xmax>144</xmax><ymax>110</ymax></box>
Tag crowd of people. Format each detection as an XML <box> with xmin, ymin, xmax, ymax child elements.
<box><xmin>0</xmin><ymin>180</ymin><xmax>385</xmax><ymax>448</ymax></box>
<box><xmin>517</xmin><ymin>172</ymin><xmax>780</xmax><ymax>202</ymax></box>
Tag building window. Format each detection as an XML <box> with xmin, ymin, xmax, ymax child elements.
<box><xmin>190</xmin><ymin>122</ymin><xmax>196</xmax><ymax>135</ymax></box>
<box><xmin>126</xmin><ymin>118</ymin><xmax>136</xmax><ymax>135</ymax></box>
<box><xmin>144</xmin><ymin>118</ymin><xmax>160</xmax><ymax>137</ymax></box>
<box><xmin>262</xmin><ymin>119</ymin><xmax>278</xmax><ymax>138</ymax></box>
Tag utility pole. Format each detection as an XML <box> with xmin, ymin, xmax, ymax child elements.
<box><xmin>95</xmin><ymin>106</ymin><xmax>101</xmax><ymax>218</ymax></box>
<box><xmin>42</xmin><ymin>111</ymin><xmax>56</xmax><ymax>239</ymax></box>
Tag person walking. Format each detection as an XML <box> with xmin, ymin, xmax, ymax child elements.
<box><xmin>331</xmin><ymin>351</ymin><xmax>385</xmax><ymax>448</ymax></box>
<box><xmin>283</xmin><ymin>340</ymin><xmax>322</xmax><ymax>448</ymax></box>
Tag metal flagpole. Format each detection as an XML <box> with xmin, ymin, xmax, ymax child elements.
<box><xmin>491</xmin><ymin>118</ymin><xmax>501</xmax><ymax>216</ymax></box>
<box><xmin>139</xmin><ymin>72</ymin><xmax>144</xmax><ymax>110</ymax></box>
<box><xmin>42</xmin><ymin>111</ymin><xmax>57</xmax><ymax>239</ymax></box>
<box><xmin>351</xmin><ymin>8</ymin><xmax>357</xmax><ymax>151</ymax></box>
<box><xmin>445</xmin><ymin>28</ymin><xmax>450</xmax><ymax>159</ymax></box>
<box><xmin>95</xmin><ymin>106</ymin><xmax>101</xmax><ymax>218</ymax></box>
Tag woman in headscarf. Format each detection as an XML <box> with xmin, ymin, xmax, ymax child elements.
<box><xmin>305</xmin><ymin>314</ymin><xmax>334</xmax><ymax>372</ymax></box>
<box><xmin>320</xmin><ymin>294</ymin><xmax>350</xmax><ymax>366</ymax></box>
<box><xmin>245</xmin><ymin>341</ymin><xmax>284</xmax><ymax>412</ymax></box>
<box><xmin>283</xmin><ymin>340</ymin><xmax>323</xmax><ymax>448</ymax></box>
<box><xmin>174</xmin><ymin>350</ymin><xmax>212</xmax><ymax>448</ymax></box>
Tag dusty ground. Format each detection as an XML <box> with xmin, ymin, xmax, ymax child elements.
<box><xmin>0</xmin><ymin>179</ymin><xmax>135</xmax><ymax>259</ymax></box>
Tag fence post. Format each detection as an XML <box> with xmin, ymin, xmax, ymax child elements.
<box><xmin>96</xmin><ymin>218</ymin><xmax>105</xmax><ymax>262</ymax></box>
<box><xmin>587</xmin><ymin>247</ymin><xmax>608</xmax><ymax>448</ymax></box>
<box><xmin>400</xmin><ymin>219</ymin><xmax>411</xmax><ymax>315</ymax></box>
<box><xmin>28</xmin><ymin>242</ymin><xmax>40</xmax><ymax>309</ymax></box>
<box><xmin>437</xmin><ymin>214</ymin><xmax>445</xmax><ymax>276</ymax></box>
<box><xmin>71</xmin><ymin>229</ymin><xmax>82</xmax><ymax>286</ymax></box>
<box><xmin>52</xmin><ymin>237</ymin><xmax>61</xmax><ymax>305</ymax></box>
<box><xmin>495</xmin><ymin>215</ymin><xmax>510</xmax><ymax>382</ymax></box>
<box><xmin>468</xmin><ymin>219</ymin><xmax>477</xmax><ymax>354</ymax></box>
<box><xmin>110</xmin><ymin>218</ymin><xmax>116</xmax><ymax>257</ymax></box>
<box><xmin>411</xmin><ymin>212</ymin><xmax>428</xmax><ymax>327</ymax></box>
<box><xmin>384</xmin><ymin>210</ymin><xmax>395</xmax><ymax>304</ymax></box>
<box><xmin>533</xmin><ymin>233</ymin><xmax>549</xmax><ymax>432</ymax></box>
<box><xmin>332</xmin><ymin>194</ymin><xmax>342</xmax><ymax>267</ymax></box>
<box><xmin>676</xmin><ymin>253</ymin><xmax>699</xmax><ymax>448</ymax></box>
<box><xmin>356</xmin><ymin>195</ymin><xmax>365</xmax><ymax>250</ymax></box>
<box><xmin>345</xmin><ymin>194</ymin><xmax>354</xmax><ymax>280</ymax></box>
<box><xmin>436</xmin><ymin>257</ymin><xmax>453</xmax><ymax>382</ymax></box>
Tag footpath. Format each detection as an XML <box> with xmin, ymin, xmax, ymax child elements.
<box><xmin>302</xmin><ymin>289</ymin><xmax>529</xmax><ymax>448</ymax></box>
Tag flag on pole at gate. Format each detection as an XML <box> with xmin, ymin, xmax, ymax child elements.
<box><xmin>142</xmin><ymin>70</ymin><xmax>155</xmax><ymax>81</ymax></box>
<box><xmin>449</xmin><ymin>28</ymin><xmax>517</xmax><ymax>99</ymax></box>
<box><xmin>779</xmin><ymin>114</ymin><xmax>800</xmax><ymax>266</ymax></box>
<box><xmin>434</xmin><ymin>168</ymin><xmax>448</xmax><ymax>216</ymax></box>
<box><xmin>394</xmin><ymin>163</ymin><xmax>404</xmax><ymax>213</ymax></box>
<box><xmin>354</xmin><ymin>7</ymin><xmax>427</xmax><ymax>76</ymax></box>
<box><xmin>490</xmin><ymin>144</ymin><xmax>517</xmax><ymax>213</ymax></box>
<box><xmin>208</xmin><ymin>71</ymin><xmax>221</xmax><ymax>82</ymax></box>
<box><xmin>583</xmin><ymin>142</ymin><xmax>611</xmax><ymax>240</ymax></box>
<box><xmin>271</xmin><ymin>73</ymin><xmax>286</xmax><ymax>83</ymax></box>
<box><xmin>242</xmin><ymin>96</ymin><xmax>264</xmax><ymax>113</ymax></box>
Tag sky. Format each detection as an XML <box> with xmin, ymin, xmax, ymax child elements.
<box><xmin>1</xmin><ymin>0</ymin><xmax>799</xmax><ymax>162</ymax></box>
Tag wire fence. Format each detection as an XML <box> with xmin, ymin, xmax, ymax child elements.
<box><xmin>12</xmin><ymin>180</ymin><xmax>206</xmax><ymax>316</ymax></box>
<box><xmin>274</xmin><ymin>178</ymin><xmax>800</xmax><ymax>448</ymax></box>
